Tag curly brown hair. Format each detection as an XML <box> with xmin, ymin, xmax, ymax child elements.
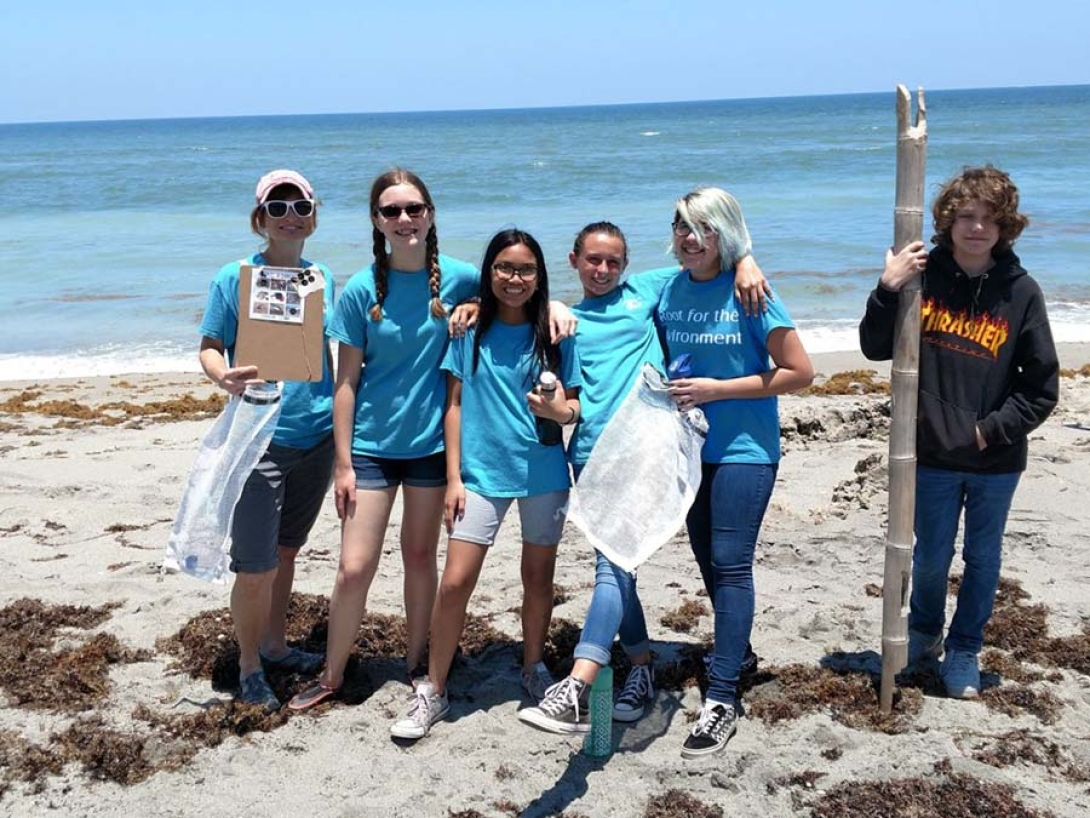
<box><xmin>368</xmin><ymin>168</ymin><xmax>446</xmax><ymax>322</ymax></box>
<box><xmin>931</xmin><ymin>166</ymin><xmax>1028</xmax><ymax>255</ymax></box>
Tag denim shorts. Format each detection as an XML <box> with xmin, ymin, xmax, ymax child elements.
<box><xmin>230</xmin><ymin>434</ymin><xmax>335</xmax><ymax>574</ymax></box>
<box><xmin>352</xmin><ymin>451</ymin><xmax>447</xmax><ymax>490</ymax></box>
<box><xmin>450</xmin><ymin>488</ymin><xmax>569</xmax><ymax>547</ymax></box>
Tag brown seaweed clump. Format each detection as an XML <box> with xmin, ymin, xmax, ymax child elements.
<box><xmin>980</xmin><ymin>684</ymin><xmax>1063</xmax><ymax>725</ymax></box>
<box><xmin>0</xmin><ymin>598</ymin><xmax>149</xmax><ymax>713</ymax></box>
<box><xmin>660</xmin><ymin>600</ymin><xmax>709</xmax><ymax>634</ymax></box>
<box><xmin>0</xmin><ymin>389</ymin><xmax>224</xmax><ymax>428</ymax></box>
<box><xmin>745</xmin><ymin>663</ymin><xmax>922</xmax><ymax>734</ymax></box>
<box><xmin>0</xmin><ymin>729</ymin><xmax>64</xmax><ymax>796</ymax></box>
<box><xmin>1058</xmin><ymin>363</ymin><xmax>1090</xmax><ymax>378</ymax></box>
<box><xmin>644</xmin><ymin>789</ymin><xmax>724</xmax><ymax>818</ymax></box>
<box><xmin>809</xmin><ymin>760</ymin><xmax>1053</xmax><ymax>818</ymax></box>
<box><xmin>968</xmin><ymin>729</ymin><xmax>1090</xmax><ymax>783</ymax></box>
<box><xmin>803</xmin><ymin>369</ymin><xmax>891</xmax><ymax>396</ymax></box>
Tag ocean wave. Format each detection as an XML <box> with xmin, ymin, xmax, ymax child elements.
<box><xmin>641</xmin><ymin>131</ymin><xmax>660</xmax><ymax>136</ymax></box>
<box><xmin>0</xmin><ymin>346</ymin><xmax>198</xmax><ymax>382</ymax></box>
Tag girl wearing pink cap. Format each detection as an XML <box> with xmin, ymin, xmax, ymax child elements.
<box><xmin>197</xmin><ymin>169</ymin><xmax>336</xmax><ymax>711</ymax></box>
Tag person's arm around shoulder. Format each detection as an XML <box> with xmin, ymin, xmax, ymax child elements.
<box><xmin>859</xmin><ymin>240</ymin><xmax>929</xmax><ymax>361</ymax></box>
<box><xmin>332</xmin><ymin>342</ymin><xmax>364</xmax><ymax>520</ymax></box>
<box><xmin>733</xmin><ymin>254</ymin><xmax>774</xmax><ymax>317</ymax></box>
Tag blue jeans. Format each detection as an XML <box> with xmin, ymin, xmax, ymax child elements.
<box><xmin>910</xmin><ymin>465</ymin><xmax>1021</xmax><ymax>654</ymax></box>
<box><xmin>687</xmin><ymin>462</ymin><xmax>777</xmax><ymax>704</ymax></box>
<box><xmin>572</xmin><ymin>463</ymin><xmax>651</xmax><ymax>666</ymax></box>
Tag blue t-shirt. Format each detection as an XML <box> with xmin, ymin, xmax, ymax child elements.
<box><xmin>568</xmin><ymin>268</ymin><xmax>676</xmax><ymax>465</ymax></box>
<box><xmin>442</xmin><ymin>322</ymin><xmax>582</xmax><ymax>497</ymax></box>
<box><xmin>656</xmin><ymin>269</ymin><xmax>794</xmax><ymax>464</ymax></box>
<box><xmin>329</xmin><ymin>255</ymin><xmax>479</xmax><ymax>458</ymax></box>
<box><xmin>199</xmin><ymin>253</ymin><xmax>335</xmax><ymax>450</ymax></box>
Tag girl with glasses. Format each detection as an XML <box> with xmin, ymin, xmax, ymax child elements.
<box><xmin>518</xmin><ymin>222</ymin><xmax>769</xmax><ymax>737</ymax></box>
<box><xmin>659</xmin><ymin>187</ymin><xmax>813</xmax><ymax>757</ymax></box>
<box><xmin>390</xmin><ymin>228</ymin><xmax>582</xmax><ymax>740</ymax></box>
<box><xmin>197</xmin><ymin>169</ymin><xmax>336</xmax><ymax>712</ymax></box>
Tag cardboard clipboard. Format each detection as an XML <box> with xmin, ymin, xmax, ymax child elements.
<box><xmin>235</xmin><ymin>264</ymin><xmax>325</xmax><ymax>382</ymax></box>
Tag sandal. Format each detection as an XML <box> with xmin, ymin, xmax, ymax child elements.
<box><xmin>260</xmin><ymin>647</ymin><xmax>324</xmax><ymax>675</ymax></box>
<box><xmin>287</xmin><ymin>680</ymin><xmax>340</xmax><ymax>712</ymax></box>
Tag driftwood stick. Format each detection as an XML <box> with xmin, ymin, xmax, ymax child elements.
<box><xmin>880</xmin><ymin>85</ymin><xmax>927</xmax><ymax>713</ymax></box>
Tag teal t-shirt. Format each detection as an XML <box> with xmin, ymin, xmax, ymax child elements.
<box><xmin>328</xmin><ymin>255</ymin><xmax>479</xmax><ymax>458</ymax></box>
<box><xmin>656</xmin><ymin>269</ymin><xmax>794</xmax><ymax>464</ymax></box>
<box><xmin>442</xmin><ymin>322</ymin><xmax>582</xmax><ymax>497</ymax></box>
<box><xmin>568</xmin><ymin>267</ymin><xmax>676</xmax><ymax>465</ymax></box>
<box><xmin>198</xmin><ymin>253</ymin><xmax>335</xmax><ymax>450</ymax></box>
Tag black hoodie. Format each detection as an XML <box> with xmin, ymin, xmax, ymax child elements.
<box><xmin>859</xmin><ymin>245</ymin><xmax>1059</xmax><ymax>473</ymax></box>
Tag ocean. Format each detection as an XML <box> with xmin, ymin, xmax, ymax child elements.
<box><xmin>2</xmin><ymin>85</ymin><xmax>1088</xmax><ymax>381</ymax></box>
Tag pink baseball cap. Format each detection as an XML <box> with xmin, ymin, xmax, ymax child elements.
<box><xmin>255</xmin><ymin>169</ymin><xmax>314</xmax><ymax>204</ymax></box>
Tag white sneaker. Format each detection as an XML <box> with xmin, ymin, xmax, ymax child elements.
<box><xmin>390</xmin><ymin>681</ymin><xmax>449</xmax><ymax>739</ymax></box>
<box><xmin>518</xmin><ymin>676</ymin><xmax>591</xmax><ymax>734</ymax></box>
<box><xmin>612</xmin><ymin>664</ymin><xmax>654</xmax><ymax>722</ymax></box>
<box><xmin>940</xmin><ymin>650</ymin><xmax>980</xmax><ymax>699</ymax></box>
<box><xmin>521</xmin><ymin>661</ymin><xmax>555</xmax><ymax>704</ymax></box>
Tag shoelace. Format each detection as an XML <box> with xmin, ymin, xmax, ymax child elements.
<box><xmin>407</xmin><ymin>689</ymin><xmax>434</xmax><ymax>726</ymax></box>
<box><xmin>692</xmin><ymin>704</ymin><xmax>731</xmax><ymax>738</ymax></box>
<box><xmin>540</xmin><ymin>678</ymin><xmax>583</xmax><ymax>720</ymax></box>
<box><xmin>617</xmin><ymin>666</ymin><xmax>652</xmax><ymax>706</ymax></box>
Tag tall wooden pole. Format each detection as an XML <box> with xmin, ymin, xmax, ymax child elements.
<box><xmin>880</xmin><ymin>85</ymin><xmax>927</xmax><ymax>712</ymax></box>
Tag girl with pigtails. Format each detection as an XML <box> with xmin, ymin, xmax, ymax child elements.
<box><xmin>290</xmin><ymin>169</ymin><xmax>576</xmax><ymax>711</ymax></box>
<box><xmin>289</xmin><ymin>168</ymin><xmax>480</xmax><ymax>709</ymax></box>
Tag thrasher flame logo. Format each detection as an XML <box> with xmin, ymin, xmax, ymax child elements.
<box><xmin>921</xmin><ymin>297</ymin><xmax>1010</xmax><ymax>360</ymax></box>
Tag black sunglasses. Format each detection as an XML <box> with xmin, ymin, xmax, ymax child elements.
<box><xmin>264</xmin><ymin>200</ymin><xmax>315</xmax><ymax>218</ymax></box>
<box><xmin>376</xmin><ymin>202</ymin><xmax>429</xmax><ymax>219</ymax></box>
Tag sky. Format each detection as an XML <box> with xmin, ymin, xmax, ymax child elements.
<box><xmin>2</xmin><ymin>0</ymin><xmax>1087</xmax><ymax>124</ymax></box>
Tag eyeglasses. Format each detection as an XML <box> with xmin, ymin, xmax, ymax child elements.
<box><xmin>264</xmin><ymin>200</ymin><xmax>315</xmax><ymax>218</ymax></box>
<box><xmin>672</xmin><ymin>221</ymin><xmax>714</xmax><ymax>238</ymax></box>
<box><xmin>492</xmin><ymin>261</ymin><xmax>539</xmax><ymax>280</ymax></box>
<box><xmin>376</xmin><ymin>203</ymin><xmax>429</xmax><ymax>219</ymax></box>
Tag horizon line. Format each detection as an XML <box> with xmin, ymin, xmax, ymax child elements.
<box><xmin>2</xmin><ymin>82</ymin><xmax>1086</xmax><ymax>128</ymax></box>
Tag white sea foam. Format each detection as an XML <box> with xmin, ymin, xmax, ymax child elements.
<box><xmin>0</xmin><ymin>345</ymin><xmax>198</xmax><ymax>382</ymax></box>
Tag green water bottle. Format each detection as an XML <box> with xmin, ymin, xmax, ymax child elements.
<box><xmin>582</xmin><ymin>665</ymin><xmax>613</xmax><ymax>757</ymax></box>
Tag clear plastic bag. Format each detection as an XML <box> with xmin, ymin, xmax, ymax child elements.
<box><xmin>567</xmin><ymin>365</ymin><xmax>705</xmax><ymax>572</ymax></box>
<box><xmin>164</xmin><ymin>382</ymin><xmax>282</xmax><ymax>583</ymax></box>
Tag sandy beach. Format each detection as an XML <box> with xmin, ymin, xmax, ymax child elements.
<box><xmin>2</xmin><ymin>345</ymin><xmax>1090</xmax><ymax>818</ymax></box>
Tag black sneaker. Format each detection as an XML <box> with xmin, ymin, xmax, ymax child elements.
<box><xmin>681</xmin><ymin>701</ymin><xmax>738</xmax><ymax>758</ymax></box>
<box><xmin>612</xmin><ymin>663</ymin><xmax>654</xmax><ymax>722</ymax></box>
<box><xmin>518</xmin><ymin>676</ymin><xmax>591</xmax><ymax>734</ymax></box>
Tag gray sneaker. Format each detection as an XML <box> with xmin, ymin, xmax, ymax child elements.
<box><xmin>681</xmin><ymin>700</ymin><xmax>738</xmax><ymax>758</ymax></box>
<box><xmin>940</xmin><ymin>649</ymin><xmax>980</xmax><ymax>699</ymax></box>
<box><xmin>521</xmin><ymin>661</ymin><xmax>555</xmax><ymax>704</ymax></box>
<box><xmin>613</xmin><ymin>663</ymin><xmax>654</xmax><ymax>722</ymax></box>
<box><xmin>390</xmin><ymin>681</ymin><xmax>450</xmax><ymax>739</ymax></box>
<box><xmin>238</xmin><ymin>669</ymin><xmax>281</xmax><ymax>713</ymax></box>
<box><xmin>518</xmin><ymin>676</ymin><xmax>591</xmax><ymax>734</ymax></box>
<box><xmin>907</xmin><ymin>629</ymin><xmax>943</xmax><ymax>667</ymax></box>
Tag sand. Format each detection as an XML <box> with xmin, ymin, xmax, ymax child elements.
<box><xmin>1</xmin><ymin>345</ymin><xmax>1089</xmax><ymax>817</ymax></box>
